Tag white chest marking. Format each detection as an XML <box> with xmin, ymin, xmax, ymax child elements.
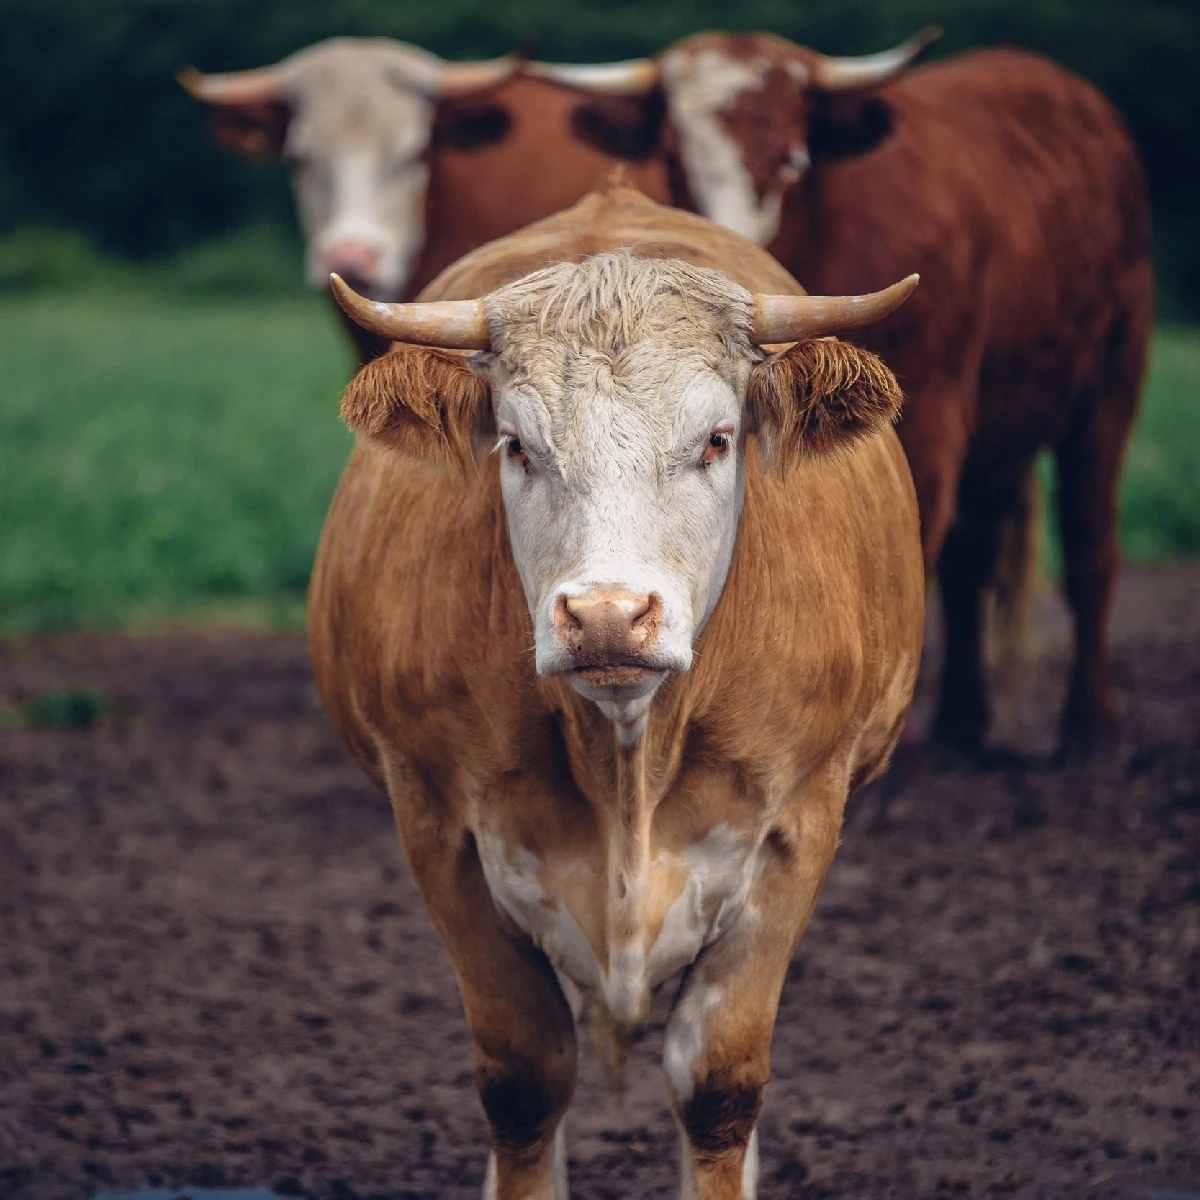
<box><xmin>644</xmin><ymin>823</ymin><xmax>761</xmax><ymax>985</ymax></box>
<box><xmin>477</xmin><ymin>838</ymin><xmax>602</xmax><ymax>991</ymax></box>
<box><xmin>478</xmin><ymin>825</ymin><xmax>761</xmax><ymax>1024</ymax></box>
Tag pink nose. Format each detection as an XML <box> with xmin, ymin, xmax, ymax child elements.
<box><xmin>554</xmin><ymin>590</ymin><xmax>662</xmax><ymax>665</ymax></box>
<box><xmin>322</xmin><ymin>241</ymin><xmax>384</xmax><ymax>286</ymax></box>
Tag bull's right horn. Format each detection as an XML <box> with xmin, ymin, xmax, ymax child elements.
<box><xmin>750</xmin><ymin>274</ymin><xmax>919</xmax><ymax>345</ymax></box>
<box><xmin>524</xmin><ymin>58</ymin><xmax>661</xmax><ymax>95</ymax></box>
<box><xmin>330</xmin><ymin>275</ymin><xmax>491</xmax><ymax>350</ymax></box>
<box><xmin>811</xmin><ymin>26</ymin><xmax>942</xmax><ymax>91</ymax></box>
<box><xmin>438</xmin><ymin>54</ymin><xmax>525</xmax><ymax>96</ymax></box>
<box><xmin>177</xmin><ymin>64</ymin><xmax>285</xmax><ymax>105</ymax></box>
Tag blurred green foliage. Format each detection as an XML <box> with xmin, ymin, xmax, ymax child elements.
<box><xmin>20</xmin><ymin>688</ymin><xmax>107</xmax><ymax>730</ymax></box>
<box><xmin>0</xmin><ymin>287</ymin><xmax>347</xmax><ymax>633</ymax></box>
<box><xmin>0</xmin><ymin>0</ymin><xmax>1197</xmax><ymax>311</ymax></box>
<box><xmin>0</xmin><ymin>222</ymin><xmax>307</xmax><ymax>295</ymax></box>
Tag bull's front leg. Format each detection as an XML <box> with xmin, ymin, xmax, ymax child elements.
<box><xmin>663</xmin><ymin>795</ymin><xmax>843</xmax><ymax>1199</ymax></box>
<box><xmin>390</xmin><ymin>790</ymin><xmax>577</xmax><ymax>1199</ymax></box>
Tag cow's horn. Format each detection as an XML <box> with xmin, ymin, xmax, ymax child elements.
<box><xmin>177</xmin><ymin>65</ymin><xmax>285</xmax><ymax>104</ymax></box>
<box><xmin>524</xmin><ymin>58</ymin><xmax>660</xmax><ymax>95</ymax></box>
<box><xmin>811</xmin><ymin>26</ymin><xmax>941</xmax><ymax>91</ymax></box>
<box><xmin>750</xmin><ymin>275</ymin><xmax>919</xmax><ymax>344</ymax></box>
<box><xmin>330</xmin><ymin>275</ymin><xmax>490</xmax><ymax>349</ymax></box>
<box><xmin>438</xmin><ymin>54</ymin><xmax>524</xmax><ymax>96</ymax></box>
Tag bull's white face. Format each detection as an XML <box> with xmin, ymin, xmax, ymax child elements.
<box><xmin>484</xmin><ymin>254</ymin><xmax>756</xmax><ymax>728</ymax></box>
<box><xmin>286</xmin><ymin>84</ymin><xmax>433</xmax><ymax>300</ymax></box>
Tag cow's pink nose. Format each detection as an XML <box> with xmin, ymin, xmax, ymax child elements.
<box><xmin>323</xmin><ymin>241</ymin><xmax>384</xmax><ymax>286</ymax></box>
<box><xmin>555</xmin><ymin>590</ymin><xmax>662</xmax><ymax>664</ymax></box>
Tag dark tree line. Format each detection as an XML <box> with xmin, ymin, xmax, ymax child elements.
<box><xmin>1</xmin><ymin>0</ymin><xmax>1196</xmax><ymax>310</ymax></box>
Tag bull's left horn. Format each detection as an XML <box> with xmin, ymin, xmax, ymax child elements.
<box><xmin>438</xmin><ymin>54</ymin><xmax>524</xmax><ymax>96</ymax></box>
<box><xmin>330</xmin><ymin>275</ymin><xmax>490</xmax><ymax>349</ymax></box>
<box><xmin>524</xmin><ymin>58</ymin><xmax>660</xmax><ymax>94</ymax></box>
<box><xmin>750</xmin><ymin>274</ymin><xmax>919</xmax><ymax>345</ymax></box>
<box><xmin>177</xmin><ymin>64</ymin><xmax>286</xmax><ymax>105</ymax></box>
<box><xmin>811</xmin><ymin>26</ymin><xmax>941</xmax><ymax>91</ymax></box>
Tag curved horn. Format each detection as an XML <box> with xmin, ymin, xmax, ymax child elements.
<box><xmin>330</xmin><ymin>275</ymin><xmax>490</xmax><ymax>349</ymax></box>
<box><xmin>811</xmin><ymin>25</ymin><xmax>941</xmax><ymax>91</ymax></box>
<box><xmin>438</xmin><ymin>53</ymin><xmax>524</xmax><ymax>96</ymax></box>
<box><xmin>177</xmin><ymin>64</ymin><xmax>285</xmax><ymax>105</ymax></box>
<box><xmin>524</xmin><ymin>58</ymin><xmax>661</xmax><ymax>95</ymax></box>
<box><xmin>750</xmin><ymin>274</ymin><xmax>919</xmax><ymax>345</ymax></box>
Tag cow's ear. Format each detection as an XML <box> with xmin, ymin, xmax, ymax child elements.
<box><xmin>747</xmin><ymin>338</ymin><xmax>902</xmax><ymax>472</ymax></box>
<box><xmin>340</xmin><ymin>346</ymin><xmax>493</xmax><ymax>473</ymax></box>
<box><xmin>203</xmin><ymin>99</ymin><xmax>292</xmax><ymax>158</ymax></box>
<box><xmin>808</xmin><ymin>92</ymin><xmax>894</xmax><ymax>163</ymax></box>
<box><xmin>569</xmin><ymin>88</ymin><xmax>667</xmax><ymax>161</ymax></box>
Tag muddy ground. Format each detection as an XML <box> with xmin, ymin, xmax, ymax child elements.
<box><xmin>0</xmin><ymin>565</ymin><xmax>1198</xmax><ymax>1200</ymax></box>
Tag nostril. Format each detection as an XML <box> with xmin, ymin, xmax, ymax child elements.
<box><xmin>629</xmin><ymin>593</ymin><xmax>661</xmax><ymax>648</ymax></box>
<box><xmin>556</xmin><ymin>594</ymin><xmax>584</xmax><ymax>638</ymax></box>
<box><xmin>630</xmin><ymin>593</ymin><xmax>659</xmax><ymax>629</ymax></box>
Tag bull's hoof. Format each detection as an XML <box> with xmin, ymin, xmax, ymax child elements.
<box><xmin>1053</xmin><ymin>714</ymin><xmax>1119</xmax><ymax>766</ymax></box>
<box><xmin>928</xmin><ymin>721</ymin><xmax>985</xmax><ymax>765</ymax></box>
<box><xmin>930</xmin><ymin>692</ymin><xmax>988</xmax><ymax>761</ymax></box>
<box><xmin>926</xmin><ymin>732</ymin><xmax>1037</xmax><ymax>774</ymax></box>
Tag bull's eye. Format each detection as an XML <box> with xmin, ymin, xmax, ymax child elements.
<box><xmin>701</xmin><ymin>428</ymin><xmax>733</xmax><ymax>468</ymax></box>
<box><xmin>494</xmin><ymin>428</ymin><xmax>531</xmax><ymax>474</ymax></box>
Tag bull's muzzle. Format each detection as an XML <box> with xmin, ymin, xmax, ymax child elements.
<box><xmin>553</xmin><ymin>589</ymin><xmax>663</xmax><ymax>684</ymax></box>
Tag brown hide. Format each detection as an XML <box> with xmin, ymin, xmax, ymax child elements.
<box><xmin>417</xmin><ymin>181</ymin><xmax>799</xmax><ymax>301</ymax></box>
<box><xmin>764</xmin><ymin>50</ymin><xmax>1151</xmax><ymax>509</ymax></box>
<box><xmin>408</xmin><ymin>77</ymin><xmax>676</xmax><ymax>299</ymax></box>
<box><xmin>308</xmin><ymin>188</ymin><xmax>924</xmax><ymax>1194</ymax></box>
<box><xmin>780</xmin><ymin>49</ymin><xmax>1152</xmax><ymax>753</ymax></box>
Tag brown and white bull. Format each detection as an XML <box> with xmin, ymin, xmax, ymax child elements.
<box><xmin>534</xmin><ymin>32</ymin><xmax>1154</xmax><ymax>759</ymax></box>
<box><xmin>308</xmin><ymin>184</ymin><xmax>924</xmax><ymax>1197</ymax></box>
<box><xmin>180</xmin><ymin>40</ymin><xmax>675</xmax><ymax>362</ymax></box>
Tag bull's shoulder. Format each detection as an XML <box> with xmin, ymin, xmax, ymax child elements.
<box><xmin>419</xmin><ymin>186</ymin><xmax>801</xmax><ymax>301</ymax></box>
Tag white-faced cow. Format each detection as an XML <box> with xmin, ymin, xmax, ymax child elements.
<box><xmin>534</xmin><ymin>32</ymin><xmax>1154</xmax><ymax>761</ymax></box>
<box><xmin>308</xmin><ymin>184</ymin><xmax>924</xmax><ymax>1198</ymax></box>
<box><xmin>180</xmin><ymin>39</ymin><xmax>676</xmax><ymax>362</ymax></box>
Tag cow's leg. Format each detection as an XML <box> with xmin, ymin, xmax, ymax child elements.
<box><xmin>931</xmin><ymin>491</ymin><xmax>1006</xmax><ymax>754</ymax></box>
<box><xmin>391</xmin><ymin>798</ymin><xmax>578</xmax><ymax>1199</ymax></box>
<box><xmin>664</xmin><ymin>790</ymin><xmax>842</xmax><ymax>1199</ymax></box>
<box><xmin>1053</xmin><ymin>389</ymin><xmax>1137</xmax><ymax>759</ymax></box>
<box><xmin>895</xmin><ymin>389</ymin><xmax>970</xmax><ymax>757</ymax></box>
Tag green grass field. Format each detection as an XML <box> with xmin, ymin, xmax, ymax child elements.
<box><xmin>1</xmin><ymin>288</ymin><xmax>1197</xmax><ymax>634</ymax></box>
<box><xmin>0</xmin><ymin>289</ymin><xmax>349</xmax><ymax>633</ymax></box>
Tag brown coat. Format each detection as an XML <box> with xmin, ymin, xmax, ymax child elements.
<box><xmin>308</xmin><ymin>189</ymin><xmax>924</xmax><ymax>1198</ymax></box>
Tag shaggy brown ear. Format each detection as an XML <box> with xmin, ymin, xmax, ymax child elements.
<box><xmin>747</xmin><ymin>338</ymin><xmax>903</xmax><ymax>471</ymax></box>
<box><xmin>340</xmin><ymin>346</ymin><xmax>492</xmax><ymax>472</ymax></box>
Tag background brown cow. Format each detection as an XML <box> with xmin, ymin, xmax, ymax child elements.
<box><xmin>539</xmin><ymin>36</ymin><xmax>1154</xmax><ymax>760</ymax></box>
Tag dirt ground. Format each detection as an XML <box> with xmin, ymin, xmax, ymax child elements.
<box><xmin>1</xmin><ymin>565</ymin><xmax>1198</xmax><ymax>1200</ymax></box>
